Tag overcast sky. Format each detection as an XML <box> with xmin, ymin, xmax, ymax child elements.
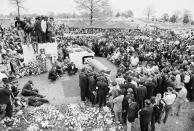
<box><xmin>0</xmin><ymin>0</ymin><xmax>194</xmax><ymax>18</ymax></box>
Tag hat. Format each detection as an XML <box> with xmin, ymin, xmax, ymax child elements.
<box><xmin>111</xmin><ymin>81</ymin><xmax>117</xmax><ymax>86</ymax></box>
<box><xmin>28</xmin><ymin>80</ymin><xmax>33</xmax><ymax>84</ymax></box>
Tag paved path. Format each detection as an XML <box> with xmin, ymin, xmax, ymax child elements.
<box><xmin>17</xmin><ymin>57</ymin><xmax>117</xmax><ymax>105</ymax></box>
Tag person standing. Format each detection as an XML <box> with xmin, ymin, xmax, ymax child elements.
<box><xmin>88</xmin><ymin>73</ymin><xmax>97</xmax><ymax>105</ymax></box>
<box><xmin>24</xmin><ymin>17</ymin><xmax>33</xmax><ymax>46</ymax></box>
<box><xmin>46</xmin><ymin>17</ymin><xmax>54</xmax><ymax>42</ymax></box>
<box><xmin>122</xmin><ymin>88</ymin><xmax>134</xmax><ymax>124</ymax></box>
<box><xmin>174</xmin><ymin>83</ymin><xmax>187</xmax><ymax>116</ymax></box>
<box><xmin>136</xmin><ymin>82</ymin><xmax>147</xmax><ymax>109</ymax></box>
<box><xmin>126</xmin><ymin>97</ymin><xmax>139</xmax><ymax>131</ymax></box>
<box><xmin>151</xmin><ymin>94</ymin><xmax>166</xmax><ymax>131</ymax></box>
<box><xmin>139</xmin><ymin>99</ymin><xmax>153</xmax><ymax>131</ymax></box>
<box><xmin>113</xmin><ymin>90</ymin><xmax>124</xmax><ymax>123</ymax></box>
<box><xmin>41</xmin><ymin>16</ymin><xmax>47</xmax><ymax>43</ymax></box>
<box><xmin>145</xmin><ymin>78</ymin><xmax>156</xmax><ymax>99</ymax></box>
<box><xmin>79</xmin><ymin>68</ymin><xmax>88</xmax><ymax>102</ymax></box>
<box><xmin>0</xmin><ymin>85</ymin><xmax>13</xmax><ymax>118</ymax></box>
<box><xmin>34</xmin><ymin>17</ymin><xmax>42</xmax><ymax>43</ymax></box>
<box><xmin>15</xmin><ymin>17</ymin><xmax>26</xmax><ymax>44</ymax></box>
<box><xmin>97</xmin><ymin>78</ymin><xmax>108</xmax><ymax>108</ymax></box>
<box><xmin>163</xmin><ymin>87</ymin><xmax>176</xmax><ymax>123</ymax></box>
<box><xmin>109</xmin><ymin>81</ymin><xmax>119</xmax><ymax>109</ymax></box>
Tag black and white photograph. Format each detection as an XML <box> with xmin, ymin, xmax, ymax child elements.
<box><xmin>0</xmin><ymin>0</ymin><xmax>194</xmax><ymax>130</ymax></box>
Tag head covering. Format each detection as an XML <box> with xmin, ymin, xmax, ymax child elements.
<box><xmin>111</xmin><ymin>81</ymin><xmax>117</xmax><ymax>86</ymax></box>
<box><xmin>28</xmin><ymin>80</ymin><xmax>33</xmax><ymax>84</ymax></box>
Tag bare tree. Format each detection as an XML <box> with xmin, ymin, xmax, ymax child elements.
<box><xmin>10</xmin><ymin>0</ymin><xmax>25</xmax><ymax>18</ymax></box>
<box><xmin>143</xmin><ymin>6</ymin><xmax>156</xmax><ymax>20</ymax></box>
<box><xmin>74</xmin><ymin>0</ymin><xmax>109</xmax><ymax>25</ymax></box>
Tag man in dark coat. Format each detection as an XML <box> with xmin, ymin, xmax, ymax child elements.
<box><xmin>88</xmin><ymin>73</ymin><xmax>97</xmax><ymax>104</ymax></box>
<box><xmin>21</xmin><ymin>80</ymin><xmax>44</xmax><ymax>98</ymax></box>
<box><xmin>139</xmin><ymin>99</ymin><xmax>153</xmax><ymax>131</ymax></box>
<box><xmin>15</xmin><ymin>16</ymin><xmax>26</xmax><ymax>44</ymax></box>
<box><xmin>186</xmin><ymin>72</ymin><xmax>194</xmax><ymax>101</ymax></box>
<box><xmin>156</xmin><ymin>74</ymin><xmax>163</xmax><ymax>95</ymax></box>
<box><xmin>145</xmin><ymin>78</ymin><xmax>156</xmax><ymax>99</ymax></box>
<box><xmin>127</xmin><ymin>97</ymin><xmax>139</xmax><ymax>131</ymax></box>
<box><xmin>34</xmin><ymin>17</ymin><xmax>42</xmax><ymax>43</ymax></box>
<box><xmin>122</xmin><ymin>88</ymin><xmax>135</xmax><ymax>124</ymax></box>
<box><xmin>136</xmin><ymin>82</ymin><xmax>147</xmax><ymax>109</ymax></box>
<box><xmin>97</xmin><ymin>79</ymin><xmax>108</xmax><ymax>108</ymax></box>
<box><xmin>0</xmin><ymin>87</ymin><xmax>13</xmax><ymax>117</ymax></box>
<box><xmin>79</xmin><ymin>68</ymin><xmax>89</xmax><ymax>101</ymax></box>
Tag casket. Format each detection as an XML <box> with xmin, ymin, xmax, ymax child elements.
<box><xmin>88</xmin><ymin>59</ymin><xmax>111</xmax><ymax>74</ymax></box>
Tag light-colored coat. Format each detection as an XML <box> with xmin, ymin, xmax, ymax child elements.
<box><xmin>113</xmin><ymin>95</ymin><xmax>124</xmax><ymax>112</ymax></box>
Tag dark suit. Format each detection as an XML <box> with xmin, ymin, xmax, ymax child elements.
<box><xmin>136</xmin><ymin>85</ymin><xmax>147</xmax><ymax>109</ymax></box>
<box><xmin>34</xmin><ymin>20</ymin><xmax>42</xmax><ymax>43</ymax></box>
<box><xmin>187</xmin><ymin>74</ymin><xmax>194</xmax><ymax>101</ymax></box>
<box><xmin>122</xmin><ymin>93</ymin><xmax>135</xmax><ymax>123</ymax></box>
<box><xmin>79</xmin><ymin>72</ymin><xmax>89</xmax><ymax>101</ymax></box>
<box><xmin>88</xmin><ymin>76</ymin><xmax>96</xmax><ymax>104</ymax></box>
<box><xmin>139</xmin><ymin>106</ymin><xmax>153</xmax><ymax>131</ymax></box>
<box><xmin>127</xmin><ymin>102</ymin><xmax>139</xmax><ymax>122</ymax></box>
<box><xmin>156</xmin><ymin>75</ymin><xmax>163</xmax><ymax>94</ymax></box>
<box><xmin>145</xmin><ymin>81</ymin><xmax>156</xmax><ymax>99</ymax></box>
<box><xmin>97</xmin><ymin>80</ymin><xmax>108</xmax><ymax>107</ymax></box>
<box><xmin>0</xmin><ymin>88</ymin><xmax>13</xmax><ymax>117</ymax></box>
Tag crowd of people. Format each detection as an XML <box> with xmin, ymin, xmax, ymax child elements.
<box><xmin>76</xmin><ymin>28</ymin><xmax>194</xmax><ymax>131</ymax></box>
<box><xmin>0</xmin><ymin>16</ymin><xmax>194</xmax><ymax>130</ymax></box>
<box><xmin>14</xmin><ymin>16</ymin><xmax>55</xmax><ymax>45</ymax></box>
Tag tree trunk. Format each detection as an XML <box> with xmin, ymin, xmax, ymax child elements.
<box><xmin>90</xmin><ymin>11</ymin><xmax>93</xmax><ymax>25</ymax></box>
<box><xmin>17</xmin><ymin>4</ymin><xmax>20</xmax><ymax>18</ymax></box>
<box><xmin>90</xmin><ymin>0</ymin><xmax>93</xmax><ymax>25</ymax></box>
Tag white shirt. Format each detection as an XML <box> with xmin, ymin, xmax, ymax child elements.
<box><xmin>41</xmin><ymin>20</ymin><xmax>47</xmax><ymax>32</ymax></box>
<box><xmin>115</xmin><ymin>77</ymin><xmax>125</xmax><ymax>85</ymax></box>
<box><xmin>130</xmin><ymin>56</ymin><xmax>139</xmax><ymax>67</ymax></box>
<box><xmin>184</xmin><ymin>74</ymin><xmax>190</xmax><ymax>84</ymax></box>
<box><xmin>163</xmin><ymin>93</ymin><xmax>176</xmax><ymax>105</ymax></box>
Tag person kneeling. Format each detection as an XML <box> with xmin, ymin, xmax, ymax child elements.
<box><xmin>21</xmin><ymin>80</ymin><xmax>44</xmax><ymax>98</ymax></box>
<box><xmin>48</xmin><ymin>66</ymin><xmax>58</xmax><ymax>81</ymax></box>
<box><xmin>67</xmin><ymin>62</ymin><xmax>78</xmax><ymax>75</ymax></box>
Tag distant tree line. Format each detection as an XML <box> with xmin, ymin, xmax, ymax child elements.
<box><xmin>162</xmin><ymin>10</ymin><xmax>194</xmax><ymax>25</ymax></box>
<box><xmin>2</xmin><ymin>0</ymin><xmax>194</xmax><ymax>25</ymax></box>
